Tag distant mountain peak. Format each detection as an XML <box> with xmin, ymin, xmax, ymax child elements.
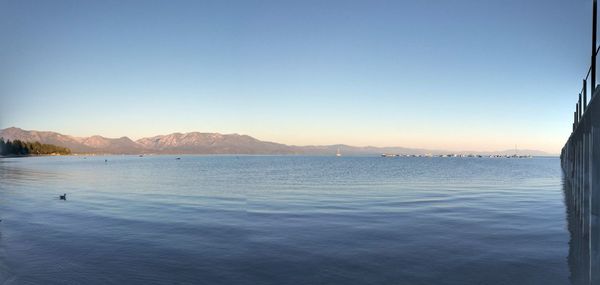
<box><xmin>0</xmin><ymin>127</ymin><xmax>554</xmax><ymax>156</ymax></box>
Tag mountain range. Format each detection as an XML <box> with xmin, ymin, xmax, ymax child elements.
<box><xmin>0</xmin><ymin>127</ymin><xmax>553</xmax><ymax>156</ymax></box>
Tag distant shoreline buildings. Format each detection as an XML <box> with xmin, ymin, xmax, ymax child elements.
<box><xmin>381</xmin><ymin>153</ymin><xmax>533</xmax><ymax>158</ymax></box>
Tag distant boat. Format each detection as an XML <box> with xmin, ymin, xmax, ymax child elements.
<box><xmin>336</xmin><ymin>148</ymin><xmax>342</xmax><ymax>157</ymax></box>
<box><xmin>176</xmin><ymin>157</ymin><xmax>181</xmax><ymax>160</ymax></box>
<box><xmin>139</xmin><ymin>154</ymin><xmax>144</xmax><ymax>157</ymax></box>
<box><xmin>381</xmin><ymin>153</ymin><xmax>399</xmax><ymax>157</ymax></box>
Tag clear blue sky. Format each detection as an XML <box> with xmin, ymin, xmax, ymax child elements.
<box><xmin>0</xmin><ymin>0</ymin><xmax>594</xmax><ymax>153</ymax></box>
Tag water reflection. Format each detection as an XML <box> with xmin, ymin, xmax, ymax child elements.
<box><xmin>564</xmin><ymin>175</ymin><xmax>600</xmax><ymax>285</ymax></box>
<box><xmin>0</xmin><ymin>158</ymin><xmax>67</xmax><ymax>186</ymax></box>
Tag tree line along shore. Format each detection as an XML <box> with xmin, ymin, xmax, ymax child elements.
<box><xmin>0</xmin><ymin>138</ymin><xmax>71</xmax><ymax>156</ymax></box>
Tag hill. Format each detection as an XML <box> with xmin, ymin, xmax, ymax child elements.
<box><xmin>0</xmin><ymin>127</ymin><xmax>553</xmax><ymax>156</ymax></box>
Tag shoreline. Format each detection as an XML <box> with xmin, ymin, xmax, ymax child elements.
<box><xmin>0</xmin><ymin>153</ymin><xmax>560</xmax><ymax>158</ymax></box>
<box><xmin>0</xmin><ymin>154</ymin><xmax>71</xmax><ymax>158</ymax></box>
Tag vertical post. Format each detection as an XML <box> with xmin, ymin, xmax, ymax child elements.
<box><xmin>580</xmin><ymin>93</ymin><xmax>584</xmax><ymax>117</ymax></box>
<box><xmin>593</xmin><ymin>0</ymin><xmax>597</xmax><ymax>94</ymax></box>
<box><xmin>585</xmin><ymin>79</ymin><xmax>588</xmax><ymax>110</ymax></box>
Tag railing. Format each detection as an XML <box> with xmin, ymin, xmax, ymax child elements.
<box><xmin>574</xmin><ymin>0</ymin><xmax>599</xmax><ymax>133</ymax></box>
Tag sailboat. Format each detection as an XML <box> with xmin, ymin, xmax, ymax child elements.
<box><xmin>336</xmin><ymin>148</ymin><xmax>342</xmax><ymax>157</ymax></box>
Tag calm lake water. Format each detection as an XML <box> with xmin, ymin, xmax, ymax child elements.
<box><xmin>0</xmin><ymin>156</ymin><xmax>572</xmax><ymax>284</ymax></box>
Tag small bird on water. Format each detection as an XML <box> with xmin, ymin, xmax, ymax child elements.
<box><xmin>59</xmin><ymin>193</ymin><xmax>67</xmax><ymax>200</ymax></box>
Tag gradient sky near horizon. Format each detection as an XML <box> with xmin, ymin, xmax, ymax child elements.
<box><xmin>0</xmin><ymin>0</ymin><xmax>595</xmax><ymax>153</ymax></box>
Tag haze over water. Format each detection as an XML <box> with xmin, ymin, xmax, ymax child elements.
<box><xmin>0</xmin><ymin>155</ymin><xmax>572</xmax><ymax>284</ymax></box>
